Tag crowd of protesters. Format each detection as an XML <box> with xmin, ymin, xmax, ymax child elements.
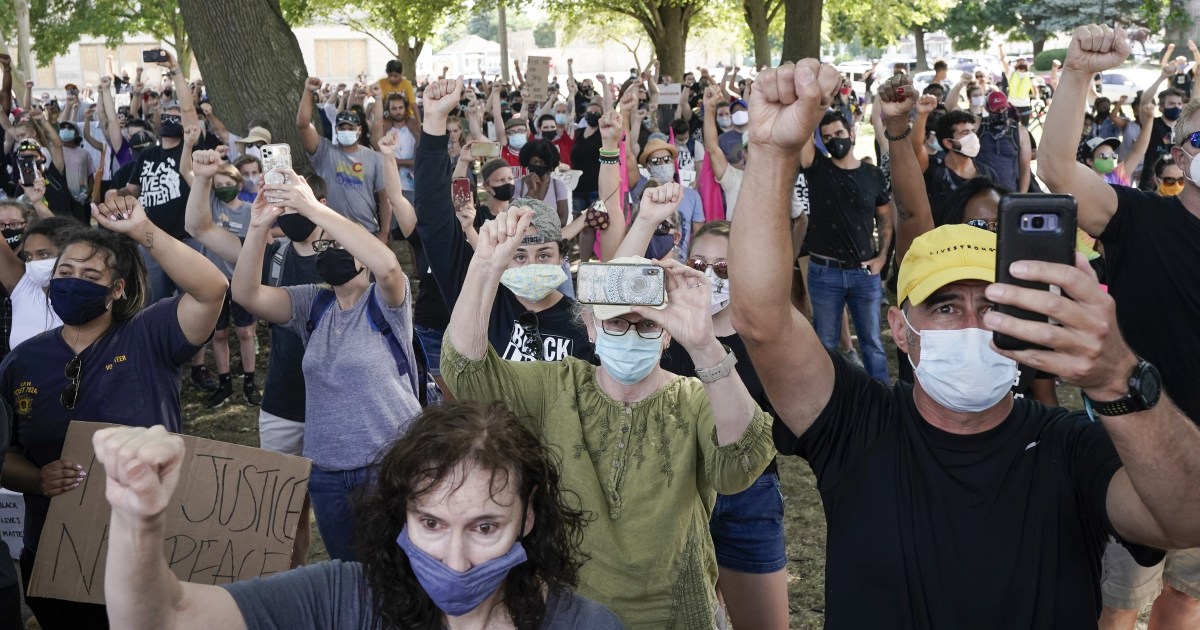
<box><xmin>0</xmin><ymin>20</ymin><xmax>1199</xmax><ymax>630</ymax></box>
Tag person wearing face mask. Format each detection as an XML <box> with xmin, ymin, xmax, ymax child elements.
<box><xmin>0</xmin><ymin>194</ymin><xmax>227</xmax><ymax>628</ymax></box>
<box><xmin>714</xmin><ymin>101</ymin><xmax>734</xmax><ymax>135</ymax></box>
<box><xmin>796</xmin><ymin>109</ymin><xmax>893</xmax><ymax>383</ymax></box>
<box><xmin>13</xmin><ymin>115</ymin><xmax>87</xmax><ymax>224</ymax></box>
<box><xmin>499</xmin><ymin>118</ymin><xmax>531</xmax><ymax>172</ymax></box>
<box><xmin>1083</xmin><ymin>135</ymin><xmax>1148</xmax><ymax>187</ymax></box>
<box><xmin>515</xmin><ymin>139</ymin><xmax>569</xmax><ymax>225</ymax></box>
<box><xmin>1</xmin><ymin>216</ymin><xmax>78</xmax><ymax>351</ymax></box>
<box><xmin>738</xmin><ymin>69</ymin><xmax>1200</xmax><ymax>624</ymax></box>
<box><xmin>1152</xmin><ymin>155</ymin><xmax>1185</xmax><ymax>196</ymax></box>
<box><xmin>96</xmin><ymin>402</ymin><xmax>623</xmax><ymax>630</ymax></box>
<box><xmin>973</xmin><ymin>91</ymin><xmax>1033</xmax><ymax>193</ymax></box>
<box><xmin>1134</xmin><ymin>70</ymin><xmax>1187</xmax><ymax>191</ymax></box>
<box><xmin>535</xmin><ymin>113</ymin><xmax>574</xmax><ymax>167</ymax></box>
<box><xmin>233</xmin><ymin>155</ymin><xmax>262</xmax><ymax>203</ymax></box>
<box><xmin>297</xmin><ymin>78</ymin><xmax>391</xmax><ymax>241</ymax></box>
<box><xmin>108</xmin><ymin>130</ymin><xmax>156</xmax><ymax>195</ymax></box>
<box><xmin>717</xmin><ymin>99</ymin><xmax>750</xmax><ymax>159</ymax></box>
<box><xmin>233</xmin><ymin>165</ymin><xmax>420</xmax><ymax>563</ymax></box>
<box><xmin>624</xmin><ymin>137</ymin><xmax>704</xmax><ymax>259</ymax></box>
<box><xmin>1040</xmin><ymin>25</ymin><xmax>1200</xmax><ymax>628</ymax></box>
<box><xmin>420</xmin><ymin>79</ymin><xmax>626</xmax><ymax>365</ymax></box>
<box><xmin>918</xmin><ymin>110</ymin><xmax>997</xmax><ymax>214</ymax></box>
<box><xmin>230</xmin><ymin>125</ymin><xmax>271</xmax><ymax>164</ymax></box>
<box><xmin>56</xmin><ymin>121</ymin><xmax>94</xmax><ymax>201</ymax></box>
<box><xmin>443</xmin><ymin>204</ymin><xmax>775</xmax><ymax>628</ymax></box>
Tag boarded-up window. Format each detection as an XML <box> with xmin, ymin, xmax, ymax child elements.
<box><xmin>313</xmin><ymin>39</ymin><xmax>368</xmax><ymax>80</ymax></box>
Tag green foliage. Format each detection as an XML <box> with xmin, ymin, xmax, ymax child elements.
<box><xmin>825</xmin><ymin>0</ymin><xmax>948</xmax><ymax>50</ymax></box>
<box><xmin>940</xmin><ymin>0</ymin><xmax>1150</xmax><ymax>52</ymax></box>
<box><xmin>534</xmin><ymin>21</ymin><xmax>556</xmax><ymax>47</ymax></box>
<box><xmin>1033</xmin><ymin>47</ymin><xmax>1066</xmax><ymax>71</ymax></box>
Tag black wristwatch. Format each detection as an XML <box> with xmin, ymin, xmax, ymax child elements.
<box><xmin>1083</xmin><ymin>359</ymin><xmax>1162</xmax><ymax>418</ymax></box>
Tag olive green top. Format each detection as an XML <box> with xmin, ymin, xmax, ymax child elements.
<box><xmin>442</xmin><ymin>339</ymin><xmax>776</xmax><ymax>630</ymax></box>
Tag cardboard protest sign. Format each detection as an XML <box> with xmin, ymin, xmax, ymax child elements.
<box><xmin>29</xmin><ymin>421</ymin><xmax>311</xmax><ymax>604</ymax></box>
<box><xmin>525</xmin><ymin>56</ymin><xmax>551</xmax><ymax>103</ymax></box>
<box><xmin>658</xmin><ymin>83</ymin><xmax>682</xmax><ymax>102</ymax></box>
<box><xmin>0</xmin><ymin>489</ymin><xmax>23</xmax><ymax>559</ymax></box>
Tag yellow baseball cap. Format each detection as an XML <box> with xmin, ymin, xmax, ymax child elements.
<box><xmin>897</xmin><ymin>224</ymin><xmax>997</xmax><ymax>306</ymax></box>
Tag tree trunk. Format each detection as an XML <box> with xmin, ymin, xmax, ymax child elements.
<box><xmin>169</xmin><ymin>12</ymin><xmax>193</xmax><ymax>80</ymax></box>
<box><xmin>782</xmin><ymin>0</ymin><xmax>823</xmax><ymax>62</ymax></box>
<box><xmin>912</xmin><ymin>26</ymin><xmax>928</xmax><ymax>71</ymax></box>
<box><xmin>646</xmin><ymin>4</ymin><xmax>692</xmax><ymax>80</ymax></box>
<box><xmin>1032</xmin><ymin>37</ymin><xmax>1045</xmax><ymax>57</ymax></box>
<box><xmin>14</xmin><ymin>0</ymin><xmax>33</xmax><ymax>93</ymax></box>
<box><xmin>744</xmin><ymin>0</ymin><xmax>773</xmax><ymax>67</ymax></box>
<box><xmin>388</xmin><ymin>32</ymin><xmax>422</xmax><ymax>83</ymax></box>
<box><xmin>0</xmin><ymin>27</ymin><xmax>28</xmax><ymax>94</ymax></box>
<box><xmin>179</xmin><ymin>0</ymin><xmax>310</xmax><ymax>162</ymax></box>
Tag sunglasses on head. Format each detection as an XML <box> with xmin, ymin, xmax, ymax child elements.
<box><xmin>686</xmin><ymin>257</ymin><xmax>728</xmax><ymax>279</ymax></box>
<box><xmin>312</xmin><ymin>240</ymin><xmax>345</xmax><ymax>253</ymax></box>
<box><xmin>1179</xmin><ymin>131</ymin><xmax>1200</xmax><ymax>149</ymax></box>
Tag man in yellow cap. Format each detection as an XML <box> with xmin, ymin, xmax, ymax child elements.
<box><xmin>729</xmin><ymin>59</ymin><xmax>1200</xmax><ymax>628</ymax></box>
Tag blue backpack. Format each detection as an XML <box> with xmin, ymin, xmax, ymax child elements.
<box><xmin>307</xmin><ymin>285</ymin><xmax>442</xmax><ymax>406</ymax></box>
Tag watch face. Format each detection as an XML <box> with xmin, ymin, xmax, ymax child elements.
<box><xmin>1134</xmin><ymin>361</ymin><xmax>1162</xmax><ymax>408</ymax></box>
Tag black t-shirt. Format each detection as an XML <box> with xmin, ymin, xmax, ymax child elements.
<box><xmin>414</xmin><ymin>131</ymin><xmax>594</xmax><ymax>364</ymax></box>
<box><xmin>924</xmin><ymin>158</ymin><xmax>999</xmax><ymax>221</ymax></box>
<box><xmin>1171</xmin><ymin>69</ymin><xmax>1194</xmax><ymax>100</ymax></box>
<box><xmin>1102</xmin><ymin>185</ymin><xmax>1200</xmax><ymax>424</ymax></box>
<box><xmin>662</xmin><ymin>332</ymin><xmax>777</xmax><ymax>476</ymax></box>
<box><xmin>259</xmin><ymin>242</ymin><xmax>321</xmax><ymax>422</ymax></box>
<box><xmin>404</xmin><ymin>230</ymin><xmax>451</xmax><ymax>331</ymax></box>
<box><xmin>1138</xmin><ymin>118</ymin><xmax>1174</xmax><ymax>190</ymax></box>
<box><xmin>570</xmin><ymin>126</ymin><xmax>602</xmax><ymax>195</ymax></box>
<box><xmin>131</xmin><ymin>143</ymin><xmax>190</xmax><ymax>239</ymax></box>
<box><xmin>778</xmin><ymin>351</ymin><xmax>1127</xmax><ymax>629</ymax></box>
<box><xmin>801</xmin><ymin>152</ymin><xmax>891</xmax><ymax>263</ymax></box>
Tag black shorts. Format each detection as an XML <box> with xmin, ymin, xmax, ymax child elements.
<box><xmin>217</xmin><ymin>289</ymin><xmax>257</xmax><ymax>329</ymax></box>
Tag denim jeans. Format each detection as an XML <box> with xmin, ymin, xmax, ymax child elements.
<box><xmin>141</xmin><ymin>244</ymin><xmax>178</xmax><ymax>304</ymax></box>
<box><xmin>807</xmin><ymin>261</ymin><xmax>889</xmax><ymax>382</ymax></box>
<box><xmin>308</xmin><ymin>465</ymin><xmax>374</xmax><ymax>562</ymax></box>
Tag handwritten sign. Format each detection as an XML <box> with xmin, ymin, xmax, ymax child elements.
<box><xmin>0</xmin><ymin>489</ymin><xmax>23</xmax><ymax>559</ymax></box>
<box><xmin>29</xmin><ymin>422</ymin><xmax>311</xmax><ymax>604</ymax></box>
<box><xmin>658</xmin><ymin>83</ymin><xmax>683</xmax><ymax>102</ymax></box>
<box><xmin>525</xmin><ymin>56</ymin><xmax>551</xmax><ymax>103</ymax></box>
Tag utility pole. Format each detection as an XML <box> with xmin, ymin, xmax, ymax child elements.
<box><xmin>499</xmin><ymin>0</ymin><xmax>510</xmax><ymax>83</ymax></box>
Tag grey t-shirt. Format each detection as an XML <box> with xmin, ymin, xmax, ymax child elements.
<box><xmin>223</xmin><ymin>560</ymin><xmax>625</xmax><ymax>629</ymax></box>
<box><xmin>282</xmin><ymin>282</ymin><xmax>421</xmax><ymax>470</ymax></box>
<box><xmin>308</xmin><ymin>137</ymin><xmax>387</xmax><ymax>233</ymax></box>
<box><xmin>199</xmin><ymin>193</ymin><xmax>251</xmax><ymax>278</ymax></box>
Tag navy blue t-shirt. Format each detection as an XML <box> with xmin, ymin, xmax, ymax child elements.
<box><xmin>260</xmin><ymin>242</ymin><xmax>321</xmax><ymax>423</ymax></box>
<box><xmin>0</xmin><ymin>296</ymin><xmax>202</xmax><ymax>553</ymax></box>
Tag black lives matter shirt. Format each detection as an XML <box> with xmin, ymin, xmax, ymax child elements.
<box><xmin>413</xmin><ymin>131</ymin><xmax>593</xmax><ymax>364</ymax></box>
<box><xmin>776</xmin><ymin>351</ymin><xmax>1126</xmax><ymax>629</ymax></box>
<box><xmin>801</xmin><ymin>152</ymin><xmax>891</xmax><ymax>263</ymax></box>
<box><xmin>1103</xmin><ymin>186</ymin><xmax>1200</xmax><ymax>424</ymax></box>
<box><xmin>132</xmin><ymin>143</ymin><xmax>190</xmax><ymax>239</ymax></box>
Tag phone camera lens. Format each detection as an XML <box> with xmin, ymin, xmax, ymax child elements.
<box><xmin>1032</xmin><ymin>216</ymin><xmax>1045</xmax><ymax>229</ymax></box>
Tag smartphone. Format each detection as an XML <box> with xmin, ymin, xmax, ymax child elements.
<box><xmin>576</xmin><ymin>263</ymin><xmax>666</xmax><ymax>307</ymax></box>
<box><xmin>142</xmin><ymin>49</ymin><xmax>169</xmax><ymax>64</ymax></box>
<box><xmin>259</xmin><ymin>144</ymin><xmax>292</xmax><ymax>205</ymax></box>
<box><xmin>993</xmin><ymin>193</ymin><xmax>1078</xmax><ymax>351</ymax></box>
<box><xmin>470</xmin><ymin>141</ymin><xmax>499</xmax><ymax>159</ymax></box>
<box><xmin>451</xmin><ymin>177</ymin><xmax>473</xmax><ymax>208</ymax></box>
<box><xmin>17</xmin><ymin>155</ymin><xmax>38</xmax><ymax>187</ymax></box>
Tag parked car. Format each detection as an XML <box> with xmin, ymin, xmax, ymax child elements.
<box><xmin>1095</xmin><ymin>71</ymin><xmax>1139</xmax><ymax>102</ymax></box>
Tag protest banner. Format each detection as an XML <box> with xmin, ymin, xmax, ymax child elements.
<box><xmin>29</xmin><ymin>421</ymin><xmax>311</xmax><ymax>604</ymax></box>
<box><xmin>525</xmin><ymin>56</ymin><xmax>551</xmax><ymax>103</ymax></box>
<box><xmin>0</xmin><ymin>489</ymin><xmax>22</xmax><ymax>559</ymax></box>
<box><xmin>658</xmin><ymin>83</ymin><xmax>683</xmax><ymax>102</ymax></box>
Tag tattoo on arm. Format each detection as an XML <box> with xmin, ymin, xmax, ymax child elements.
<box><xmin>144</xmin><ymin>231</ymin><xmax>155</xmax><ymax>250</ymax></box>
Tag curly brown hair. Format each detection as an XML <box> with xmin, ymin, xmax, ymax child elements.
<box><xmin>355</xmin><ymin>401</ymin><xmax>589</xmax><ymax>629</ymax></box>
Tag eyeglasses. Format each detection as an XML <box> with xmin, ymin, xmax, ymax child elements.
<box><xmin>1179</xmin><ymin>131</ymin><xmax>1200</xmax><ymax>149</ymax></box>
<box><xmin>61</xmin><ymin>355</ymin><xmax>81</xmax><ymax>409</ymax></box>
<box><xmin>1094</xmin><ymin>153</ymin><xmax>1117</xmax><ymax>160</ymax></box>
<box><xmin>160</xmin><ymin>114</ymin><xmax>182</xmax><ymax>125</ymax></box>
<box><xmin>646</xmin><ymin>156</ymin><xmax>673</xmax><ymax>166</ymax></box>
<box><xmin>312</xmin><ymin>240</ymin><xmax>345</xmax><ymax>253</ymax></box>
<box><xmin>601</xmin><ymin>318</ymin><xmax>664</xmax><ymax>339</ymax></box>
<box><xmin>0</xmin><ymin>220</ymin><xmax>26</xmax><ymax>230</ymax></box>
<box><xmin>1161</xmin><ymin>177</ymin><xmax>1185</xmax><ymax>185</ymax></box>
<box><xmin>966</xmin><ymin>219</ymin><xmax>999</xmax><ymax>232</ymax></box>
<box><xmin>686</xmin><ymin>257</ymin><xmax>728</xmax><ymax>279</ymax></box>
<box><xmin>517</xmin><ymin>311</ymin><xmax>542</xmax><ymax>358</ymax></box>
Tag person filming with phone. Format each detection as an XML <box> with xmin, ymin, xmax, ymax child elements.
<box><xmin>440</xmin><ymin>197</ymin><xmax>775</xmax><ymax>627</ymax></box>
<box><xmin>730</xmin><ymin>58</ymin><xmax>1200</xmax><ymax>628</ymax></box>
<box><xmin>1038</xmin><ymin>23</ymin><xmax>1200</xmax><ymax>630</ymax></box>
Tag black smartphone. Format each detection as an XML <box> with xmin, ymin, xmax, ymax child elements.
<box><xmin>993</xmin><ymin>193</ymin><xmax>1078</xmax><ymax>351</ymax></box>
<box><xmin>142</xmin><ymin>49</ymin><xmax>169</xmax><ymax>64</ymax></box>
<box><xmin>17</xmin><ymin>155</ymin><xmax>38</xmax><ymax>187</ymax></box>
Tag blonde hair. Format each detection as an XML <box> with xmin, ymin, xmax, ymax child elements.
<box><xmin>1175</xmin><ymin>97</ymin><xmax>1200</xmax><ymax>146</ymax></box>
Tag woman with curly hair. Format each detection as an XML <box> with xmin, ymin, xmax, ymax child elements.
<box><xmin>96</xmin><ymin>401</ymin><xmax>624</xmax><ymax>630</ymax></box>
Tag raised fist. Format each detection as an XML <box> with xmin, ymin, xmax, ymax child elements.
<box><xmin>93</xmin><ymin>426</ymin><xmax>185</xmax><ymax>521</ymax></box>
<box><xmin>747</xmin><ymin>60</ymin><xmax>842</xmax><ymax>159</ymax></box>
<box><xmin>191</xmin><ymin>149</ymin><xmax>223</xmax><ymax>178</ymax></box>
<box><xmin>305</xmin><ymin>77</ymin><xmax>322</xmax><ymax>91</ymax></box>
<box><xmin>876</xmin><ymin>74</ymin><xmax>917</xmax><ymax>122</ymax></box>
<box><xmin>1065</xmin><ymin>24</ymin><xmax>1131</xmax><ymax>76</ymax></box>
<box><xmin>423</xmin><ymin>77</ymin><xmax>464</xmax><ymax>118</ymax></box>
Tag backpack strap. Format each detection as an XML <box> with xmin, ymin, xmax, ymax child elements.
<box><xmin>306</xmin><ymin>288</ymin><xmax>337</xmax><ymax>335</ymax></box>
<box><xmin>365</xmin><ymin>285</ymin><xmax>422</xmax><ymax>402</ymax></box>
<box><xmin>268</xmin><ymin>241</ymin><xmax>291</xmax><ymax>288</ymax></box>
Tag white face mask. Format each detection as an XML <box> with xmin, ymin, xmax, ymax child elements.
<box><xmin>245</xmin><ymin>145</ymin><xmax>262</xmax><ymax>159</ymax></box>
<box><xmin>336</xmin><ymin>130</ymin><xmax>359</xmax><ymax>146</ymax></box>
<box><xmin>731</xmin><ymin>110</ymin><xmax>750</xmax><ymax>126</ymax></box>
<box><xmin>903</xmin><ymin>311</ymin><xmax>1017</xmax><ymax>413</ymax></box>
<box><xmin>708</xmin><ymin>268</ymin><xmax>730</xmax><ymax>315</ymax></box>
<box><xmin>970</xmin><ymin>95</ymin><xmax>986</xmax><ymax>108</ymax></box>
<box><xmin>717</xmin><ymin>115</ymin><xmax>733</xmax><ymax>129</ymax></box>
<box><xmin>647</xmin><ymin>164</ymin><xmax>676</xmax><ymax>182</ymax></box>
<box><xmin>26</xmin><ymin>258</ymin><xmax>57</xmax><ymax>288</ymax></box>
<box><xmin>955</xmin><ymin>132</ymin><xmax>981</xmax><ymax>158</ymax></box>
<box><xmin>1182</xmin><ymin>147</ymin><xmax>1200</xmax><ymax>187</ymax></box>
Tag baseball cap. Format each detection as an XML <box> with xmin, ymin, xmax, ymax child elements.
<box><xmin>897</xmin><ymin>224</ymin><xmax>997</xmax><ymax>307</ymax></box>
<box><xmin>16</xmin><ymin>139</ymin><xmax>41</xmax><ymax>153</ymax></box>
<box><xmin>583</xmin><ymin>256</ymin><xmax>671</xmax><ymax>321</ymax></box>
<box><xmin>129</xmin><ymin>131</ymin><xmax>157</xmax><ymax>150</ymax></box>
<box><xmin>236</xmin><ymin>126</ymin><xmax>272</xmax><ymax>145</ymax></box>
<box><xmin>1086</xmin><ymin>136</ymin><xmax>1121</xmax><ymax>153</ymax></box>
<box><xmin>509</xmin><ymin>197</ymin><xmax>562</xmax><ymax>244</ymax></box>
<box><xmin>731</xmin><ymin>98</ymin><xmax>749</xmax><ymax>111</ymax></box>
<box><xmin>986</xmin><ymin>91</ymin><xmax>1008</xmax><ymax>113</ymax></box>
<box><xmin>335</xmin><ymin>110</ymin><xmax>361</xmax><ymax>126</ymax></box>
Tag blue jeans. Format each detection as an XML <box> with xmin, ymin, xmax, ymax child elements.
<box><xmin>308</xmin><ymin>465</ymin><xmax>374</xmax><ymax>562</ymax></box>
<box><xmin>141</xmin><ymin>244</ymin><xmax>178</xmax><ymax>304</ymax></box>
<box><xmin>808</xmin><ymin>261</ymin><xmax>889</xmax><ymax>382</ymax></box>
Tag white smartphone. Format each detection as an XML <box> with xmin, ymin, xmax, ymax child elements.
<box><xmin>576</xmin><ymin>263</ymin><xmax>666</xmax><ymax>307</ymax></box>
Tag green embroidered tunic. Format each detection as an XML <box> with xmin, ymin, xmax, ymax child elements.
<box><xmin>442</xmin><ymin>340</ymin><xmax>776</xmax><ymax>629</ymax></box>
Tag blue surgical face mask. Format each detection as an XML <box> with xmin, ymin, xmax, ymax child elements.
<box><xmin>336</xmin><ymin>129</ymin><xmax>359</xmax><ymax>146</ymax></box>
<box><xmin>59</xmin><ymin>129</ymin><xmax>76</xmax><ymax>142</ymax></box>
<box><xmin>593</xmin><ymin>327</ymin><xmax>663</xmax><ymax>385</ymax></box>
<box><xmin>49</xmin><ymin>277</ymin><xmax>113</xmax><ymax>326</ymax></box>
<box><xmin>554</xmin><ymin>113</ymin><xmax>568</xmax><ymax>125</ymax></box>
<box><xmin>395</xmin><ymin>525</ymin><xmax>528</xmax><ymax>617</ymax></box>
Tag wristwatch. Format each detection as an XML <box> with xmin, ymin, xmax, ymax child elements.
<box><xmin>1082</xmin><ymin>359</ymin><xmax>1162</xmax><ymax>418</ymax></box>
<box><xmin>695</xmin><ymin>345</ymin><xmax>737</xmax><ymax>383</ymax></box>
